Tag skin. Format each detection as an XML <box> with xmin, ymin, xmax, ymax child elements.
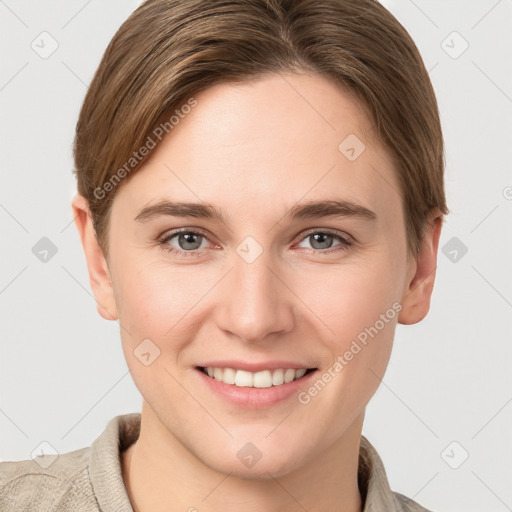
<box><xmin>72</xmin><ymin>71</ymin><xmax>442</xmax><ymax>512</ymax></box>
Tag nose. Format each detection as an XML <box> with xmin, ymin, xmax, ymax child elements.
<box><xmin>215</xmin><ymin>244</ymin><xmax>295</xmax><ymax>344</ymax></box>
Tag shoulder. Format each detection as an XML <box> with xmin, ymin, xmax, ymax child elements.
<box><xmin>0</xmin><ymin>446</ymin><xmax>99</xmax><ymax>511</ymax></box>
<box><xmin>358</xmin><ymin>435</ymin><xmax>436</xmax><ymax>512</ymax></box>
<box><xmin>393</xmin><ymin>491</ymin><xmax>435</xmax><ymax>512</ymax></box>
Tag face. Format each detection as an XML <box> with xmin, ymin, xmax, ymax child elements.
<box><xmin>82</xmin><ymin>71</ymin><xmax>428</xmax><ymax>478</ymax></box>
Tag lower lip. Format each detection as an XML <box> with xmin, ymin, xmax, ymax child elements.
<box><xmin>194</xmin><ymin>367</ymin><xmax>318</xmax><ymax>409</ymax></box>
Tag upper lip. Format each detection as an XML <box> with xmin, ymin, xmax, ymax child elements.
<box><xmin>197</xmin><ymin>360</ymin><xmax>317</xmax><ymax>372</ymax></box>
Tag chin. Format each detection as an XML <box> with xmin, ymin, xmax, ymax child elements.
<box><xmin>194</xmin><ymin>435</ymin><xmax>309</xmax><ymax>480</ymax></box>
<box><xmin>208</xmin><ymin>455</ymin><xmax>301</xmax><ymax>480</ymax></box>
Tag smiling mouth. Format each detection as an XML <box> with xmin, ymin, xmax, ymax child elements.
<box><xmin>197</xmin><ymin>366</ymin><xmax>317</xmax><ymax>388</ymax></box>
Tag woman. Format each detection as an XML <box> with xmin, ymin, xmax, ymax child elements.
<box><xmin>0</xmin><ymin>0</ymin><xmax>448</xmax><ymax>510</ymax></box>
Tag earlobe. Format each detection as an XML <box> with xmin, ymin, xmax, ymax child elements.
<box><xmin>398</xmin><ymin>209</ymin><xmax>443</xmax><ymax>325</ymax></box>
<box><xmin>71</xmin><ymin>194</ymin><xmax>118</xmax><ymax>321</ymax></box>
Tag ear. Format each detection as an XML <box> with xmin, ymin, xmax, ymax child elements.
<box><xmin>398</xmin><ymin>208</ymin><xmax>443</xmax><ymax>325</ymax></box>
<box><xmin>71</xmin><ymin>194</ymin><xmax>118</xmax><ymax>321</ymax></box>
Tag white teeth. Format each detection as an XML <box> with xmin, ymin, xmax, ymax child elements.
<box><xmin>202</xmin><ymin>367</ymin><xmax>312</xmax><ymax>387</ymax></box>
<box><xmin>235</xmin><ymin>370</ymin><xmax>253</xmax><ymax>387</ymax></box>
<box><xmin>253</xmin><ymin>370</ymin><xmax>272</xmax><ymax>388</ymax></box>
<box><xmin>222</xmin><ymin>367</ymin><xmax>236</xmax><ymax>385</ymax></box>
<box><xmin>284</xmin><ymin>368</ymin><xmax>296</xmax><ymax>383</ymax></box>
<box><xmin>272</xmin><ymin>369</ymin><xmax>284</xmax><ymax>386</ymax></box>
<box><xmin>295</xmin><ymin>368</ymin><xmax>307</xmax><ymax>379</ymax></box>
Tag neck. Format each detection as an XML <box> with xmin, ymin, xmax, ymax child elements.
<box><xmin>122</xmin><ymin>402</ymin><xmax>364</xmax><ymax>512</ymax></box>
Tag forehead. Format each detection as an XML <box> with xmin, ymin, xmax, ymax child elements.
<box><xmin>113</xmin><ymin>71</ymin><xmax>402</xmax><ymax>224</ymax></box>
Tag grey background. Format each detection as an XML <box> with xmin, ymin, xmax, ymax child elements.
<box><xmin>1</xmin><ymin>1</ymin><xmax>511</xmax><ymax>510</ymax></box>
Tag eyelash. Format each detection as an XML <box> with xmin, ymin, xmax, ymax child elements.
<box><xmin>157</xmin><ymin>228</ymin><xmax>354</xmax><ymax>258</ymax></box>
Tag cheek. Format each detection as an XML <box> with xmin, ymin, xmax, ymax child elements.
<box><xmin>112</xmin><ymin>235</ymin><xmax>405</xmax><ymax>354</ymax></box>
<box><xmin>290</xmin><ymin>251</ymin><xmax>403</xmax><ymax>405</ymax></box>
<box><xmin>112</xmin><ymin>253</ymin><xmax>208</xmax><ymax>329</ymax></box>
<box><xmin>113</xmin><ymin>245</ymin><xmax>405</xmax><ymax>342</ymax></box>
<box><xmin>295</xmin><ymin>263</ymin><xmax>400</xmax><ymax>424</ymax></box>
<box><xmin>112</xmin><ymin>262</ymin><xmax>199</xmax><ymax>400</ymax></box>
<box><xmin>111</xmin><ymin>258</ymin><xmax>222</xmax><ymax>381</ymax></box>
<box><xmin>293</xmin><ymin>254</ymin><xmax>404</xmax><ymax>342</ymax></box>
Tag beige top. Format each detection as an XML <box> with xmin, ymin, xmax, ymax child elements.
<box><xmin>0</xmin><ymin>412</ymin><xmax>432</xmax><ymax>511</ymax></box>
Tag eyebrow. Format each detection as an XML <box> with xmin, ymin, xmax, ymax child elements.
<box><xmin>134</xmin><ymin>199</ymin><xmax>377</xmax><ymax>223</ymax></box>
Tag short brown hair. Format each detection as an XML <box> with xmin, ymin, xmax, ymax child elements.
<box><xmin>73</xmin><ymin>0</ymin><xmax>449</xmax><ymax>259</ymax></box>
